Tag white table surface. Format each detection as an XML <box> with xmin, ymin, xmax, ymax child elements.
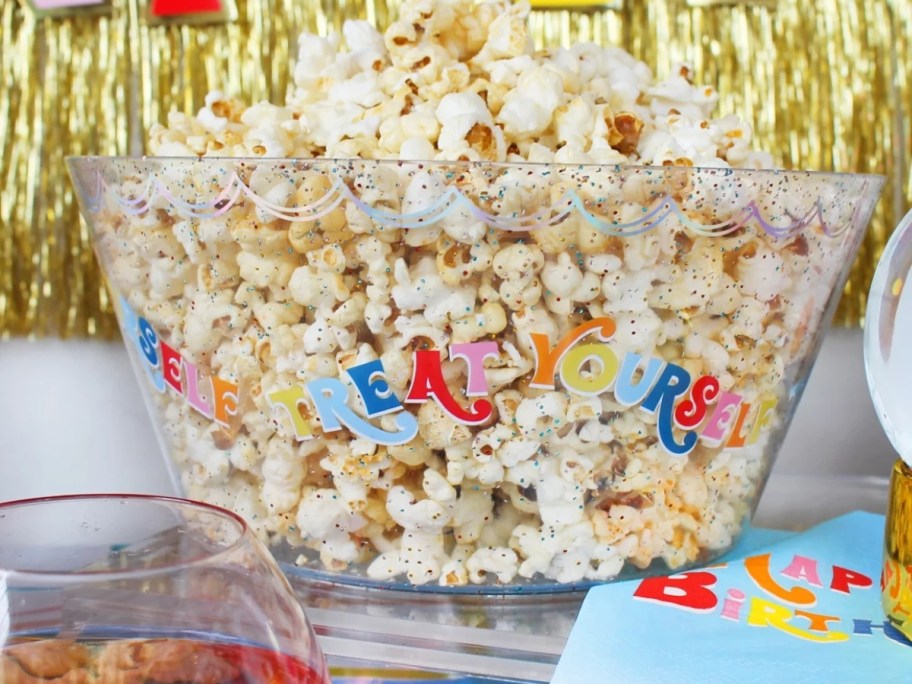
<box><xmin>0</xmin><ymin>329</ymin><xmax>897</xmax><ymax>526</ymax></box>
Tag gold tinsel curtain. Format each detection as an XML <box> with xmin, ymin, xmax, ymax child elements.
<box><xmin>1</xmin><ymin>0</ymin><xmax>910</xmax><ymax>338</ymax></box>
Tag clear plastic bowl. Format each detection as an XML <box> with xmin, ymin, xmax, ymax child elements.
<box><xmin>67</xmin><ymin>157</ymin><xmax>883</xmax><ymax>592</ymax></box>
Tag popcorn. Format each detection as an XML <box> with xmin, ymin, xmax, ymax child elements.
<box><xmin>288</xmin><ymin>264</ymin><xmax>350</xmax><ymax>309</ymax></box>
<box><xmin>260</xmin><ymin>438</ymin><xmax>307</xmax><ymax>513</ymax></box>
<box><xmin>295</xmin><ymin>487</ymin><xmax>352</xmax><ymax>539</ymax></box>
<box><xmin>497</xmin><ymin>66</ymin><xmax>564</xmax><ymax>139</ymax></box>
<box><xmin>93</xmin><ymin>0</ymin><xmax>854</xmax><ymax>588</ymax></box>
<box><xmin>466</xmin><ymin>546</ymin><xmax>519</xmax><ymax>584</ymax></box>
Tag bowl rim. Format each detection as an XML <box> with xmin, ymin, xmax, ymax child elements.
<box><xmin>64</xmin><ymin>155</ymin><xmax>887</xmax><ymax>183</ymax></box>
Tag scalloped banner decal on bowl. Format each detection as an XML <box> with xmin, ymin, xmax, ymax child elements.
<box><xmin>81</xmin><ymin>161</ymin><xmax>867</xmax><ymax>239</ymax></box>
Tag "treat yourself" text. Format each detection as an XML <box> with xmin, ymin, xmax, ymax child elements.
<box><xmin>120</xmin><ymin>298</ymin><xmax>777</xmax><ymax>455</ymax></box>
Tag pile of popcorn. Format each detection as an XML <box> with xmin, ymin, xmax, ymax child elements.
<box><xmin>149</xmin><ymin>0</ymin><xmax>772</xmax><ymax>168</ymax></box>
<box><xmin>101</xmin><ymin>0</ymin><xmax>849</xmax><ymax>587</ymax></box>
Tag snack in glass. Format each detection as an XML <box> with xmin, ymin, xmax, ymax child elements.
<box><xmin>0</xmin><ymin>494</ymin><xmax>330</xmax><ymax>682</ymax></box>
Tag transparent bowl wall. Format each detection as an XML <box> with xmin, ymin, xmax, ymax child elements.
<box><xmin>68</xmin><ymin>158</ymin><xmax>883</xmax><ymax>593</ymax></box>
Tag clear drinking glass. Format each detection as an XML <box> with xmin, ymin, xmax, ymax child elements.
<box><xmin>0</xmin><ymin>494</ymin><xmax>330</xmax><ymax>683</ymax></box>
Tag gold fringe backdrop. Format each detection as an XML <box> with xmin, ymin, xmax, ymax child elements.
<box><xmin>1</xmin><ymin>0</ymin><xmax>909</xmax><ymax>338</ymax></box>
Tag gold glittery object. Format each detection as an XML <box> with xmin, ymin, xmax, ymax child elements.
<box><xmin>883</xmin><ymin>459</ymin><xmax>912</xmax><ymax>639</ymax></box>
<box><xmin>1</xmin><ymin>0</ymin><xmax>909</xmax><ymax>337</ymax></box>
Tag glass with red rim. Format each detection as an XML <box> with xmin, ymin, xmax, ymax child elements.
<box><xmin>0</xmin><ymin>493</ymin><xmax>330</xmax><ymax>683</ymax></box>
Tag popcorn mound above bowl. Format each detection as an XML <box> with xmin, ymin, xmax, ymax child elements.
<box><xmin>69</xmin><ymin>0</ymin><xmax>883</xmax><ymax>591</ymax></box>
<box><xmin>150</xmin><ymin>0</ymin><xmax>771</xmax><ymax>168</ymax></box>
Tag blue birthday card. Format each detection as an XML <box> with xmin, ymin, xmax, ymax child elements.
<box><xmin>552</xmin><ymin>512</ymin><xmax>912</xmax><ymax>683</ymax></box>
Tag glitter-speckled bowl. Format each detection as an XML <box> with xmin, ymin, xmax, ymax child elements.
<box><xmin>68</xmin><ymin>157</ymin><xmax>882</xmax><ymax>592</ymax></box>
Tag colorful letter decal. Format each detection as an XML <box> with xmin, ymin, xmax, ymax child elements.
<box><xmin>309</xmin><ymin>377</ymin><xmax>418</xmax><ymax>444</ymax></box>
<box><xmin>641</xmin><ymin>364</ymin><xmax>696</xmax><ymax>456</ymax></box>
<box><xmin>746</xmin><ymin>597</ymin><xmax>848</xmax><ymax>643</ymax></box>
<box><xmin>614</xmin><ymin>353</ymin><xmax>664</xmax><ymax>406</ymax></box>
<box><xmin>831</xmin><ymin>566</ymin><xmax>873</xmax><ymax>594</ymax></box>
<box><xmin>211</xmin><ymin>376</ymin><xmax>239</xmax><ymax>426</ymax></box>
<box><xmin>529</xmin><ymin>318</ymin><xmax>616</xmax><ymax>388</ymax></box>
<box><xmin>780</xmin><ymin>555</ymin><xmax>824</xmax><ymax>588</ymax></box>
<box><xmin>183</xmin><ymin>359</ymin><xmax>213</xmax><ymax>419</ymax></box>
<box><xmin>159</xmin><ymin>341</ymin><xmax>183</xmax><ymax>395</ymax></box>
<box><xmin>346</xmin><ymin>359</ymin><xmax>403</xmax><ymax>416</ymax></box>
<box><xmin>674</xmin><ymin>375</ymin><xmax>720</xmax><ymax>430</ymax></box>
<box><xmin>632</xmin><ymin>549</ymin><xmax>885</xmax><ymax>647</ymax></box>
<box><xmin>559</xmin><ymin>343</ymin><xmax>620</xmax><ymax>395</ymax></box>
<box><xmin>267</xmin><ymin>386</ymin><xmax>314</xmax><ymax>441</ymax></box>
<box><xmin>633</xmin><ymin>572</ymin><xmax>719</xmax><ymax>612</ymax></box>
<box><xmin>745</xmin><ymin>553</ymin><xmax>816</xmax><ymax>605</ymax></box>
<box><xmin>701</xmin><ymin>391</ymin><xmax>742</xmax><ymax>444</ymax></box>
<box><xmin>449</xmin><ymin>341</ymin><xmax>500</xmax><ymax>396</ymax></box>
<box><xmin>405</xmin><ymin>349</ymin><xmax>493</xmax><ymax>425</ymax></box>
<box><xmin>117</xmin><ymin>298</ymin><xmax>779</xmax><ymax>452</ymax></box>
